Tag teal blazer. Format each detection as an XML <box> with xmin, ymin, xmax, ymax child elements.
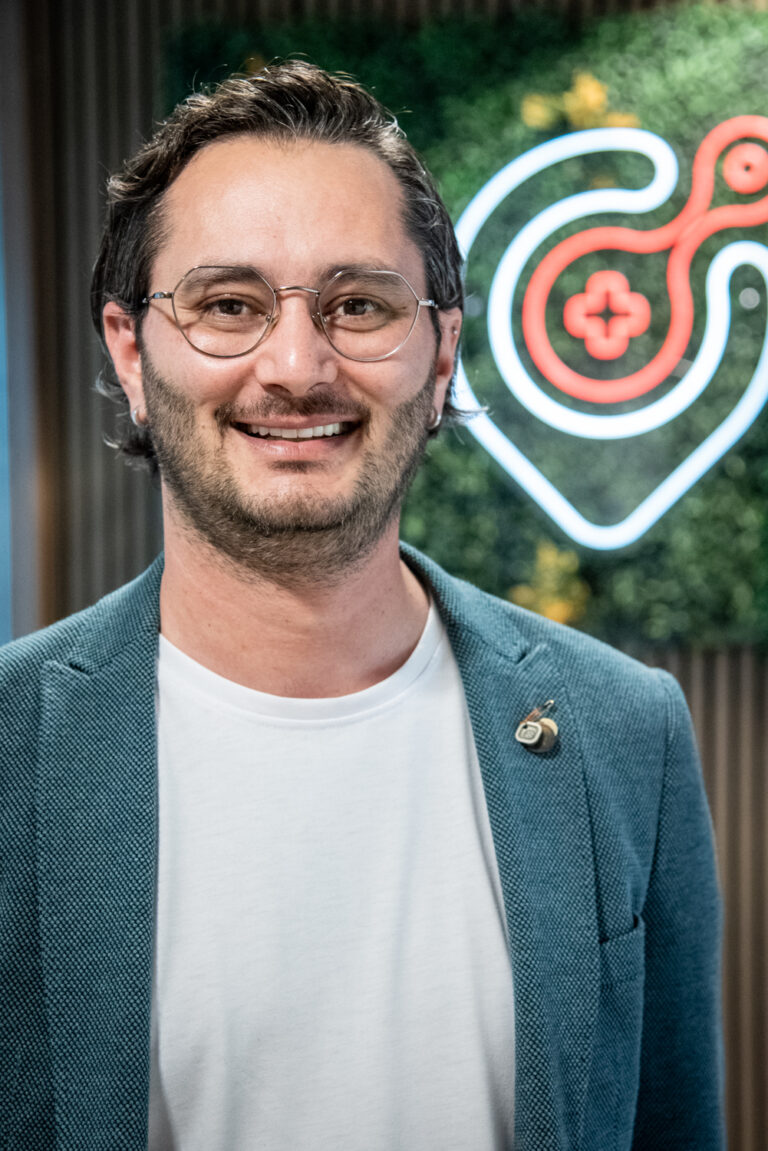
<box><xmin>0</xmin><ymin>548</ymin><xmax>724</xmax><ymax>1150</ymax></box>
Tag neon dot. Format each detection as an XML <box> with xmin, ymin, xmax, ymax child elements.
<box><xmin>723</xmin><ymin>142</ymin><xmax>768</xmax><ymax>194</ymax></box>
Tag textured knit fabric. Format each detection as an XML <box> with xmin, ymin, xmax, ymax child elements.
<box><xmin>0</xmin><ymin>546</ymin><xmax>724</xmax><ymax>1150</ymax></box>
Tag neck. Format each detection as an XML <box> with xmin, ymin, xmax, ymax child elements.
<box><xmin>158</xmin><ymin>504</ymin><xmax>430</xmax><ymax>698</ymax></box>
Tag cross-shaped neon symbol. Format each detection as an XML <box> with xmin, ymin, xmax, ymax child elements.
<box><xmin>563</xmin><ymin>270</ymin><xmax>651</xmax><ymax>360</ymax></box>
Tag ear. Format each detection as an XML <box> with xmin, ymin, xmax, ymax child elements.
<box><xmin>102</xmin><ymin>302</ymin><xmax>146</xmax><ymax>415</ymax></box>
<box><xmin>432</xmin><ymin>308</ymin><xmax>463</xmax><ymax>414</ymax></box>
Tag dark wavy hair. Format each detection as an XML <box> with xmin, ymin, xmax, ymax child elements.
<box><xmin>91</xmin><ymin>59</ymin><xmax>466</xmax><ymax>466</ymax></box>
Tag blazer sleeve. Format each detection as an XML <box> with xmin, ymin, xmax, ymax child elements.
<box><xmin>631</xmin><ymin>670</ymin><xmax>725</xmax><ymax>1149</ymax></box>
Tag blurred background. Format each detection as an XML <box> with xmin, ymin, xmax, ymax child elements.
<box><xmin>0</xmin><ymin>0</ymin><xmax>765</xmax><ymax>1143</ymax></box>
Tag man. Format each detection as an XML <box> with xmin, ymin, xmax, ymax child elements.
<box><xmin>1</xmin><ymin>62</ymin><xmax>723</xmax><ymax>1150</ymax></box>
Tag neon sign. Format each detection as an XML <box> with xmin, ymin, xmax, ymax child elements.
<box><xmin>455</xmin><ymin>117</ymin><xmax>768</xmax><ymax>549</ymax></box>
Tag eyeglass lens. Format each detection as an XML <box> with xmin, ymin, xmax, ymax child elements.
<box><xmin>170</xmin><ymin>267</ymin><xmax>421</xmax><ymax>361</ymax></box>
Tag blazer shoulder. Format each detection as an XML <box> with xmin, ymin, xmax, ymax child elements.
<box><xmin>406</xmin><ymin>544</ymin><xmax>666</xmax><ymax>707</ymax></box>
<box><xmin>507</xmin><ymin>596</ymin><xmax>666</xmax><ymax>701</ymax></box>
<box><xmin>0</xmin><ymin>557</ymin><xmax>163</xmax><ymax>683</ymax></box>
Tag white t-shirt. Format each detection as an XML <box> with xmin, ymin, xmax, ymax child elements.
<box><xmin>148</xmin><ymin>606</ymin><xmax>515</xmax><ymax>1150</ymax></box>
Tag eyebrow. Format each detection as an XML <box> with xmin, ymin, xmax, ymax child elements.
<box><xmin>181</xmin><ymin>261</ymin><xmax>405</xmax><ymax>285</ymax></box>
<box><xmin>181</xmin><ymin>266</ymin><xmax>267</xmax><ymax>285</ymax></box>
<box><xmin>316</xmin><ymin>261</ymin><xmax>403</xmax><ymax>281</ymax></box>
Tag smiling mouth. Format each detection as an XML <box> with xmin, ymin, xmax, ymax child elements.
<box><xmin>234</xmin><ymin>421</ymin><xmax>358</xmax><ymax>441</ymax></box>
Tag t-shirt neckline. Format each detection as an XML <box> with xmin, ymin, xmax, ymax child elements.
<box><xmin>157</xmin><ymin>601</ymin><xmax>443</xmax><ymax>723</ymax></box>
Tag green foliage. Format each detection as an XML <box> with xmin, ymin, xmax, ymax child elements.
<box><xmin>163</xmin><ymin>11</ymin><xmax>570</xmax><ymax>154</ymax></box>
<box><xmin>165</xmin><ymin>2</ymin><xmax>768</xmax><ymax>645</ymax></box>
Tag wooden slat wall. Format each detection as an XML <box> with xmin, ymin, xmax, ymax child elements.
<box><xmin>8</xmin><ymin>1</ymin><xmax>767</xmax><ymax>1146</ymax></box>
<box><xmin>646</xmin><ymin>646</ymin><xmax>768</xmax><ymax>1150</ymax></box>
<box><xmin>23</xmin><ymin>0</ymin><xmax>166</xmax><ymax>623</ymax></box>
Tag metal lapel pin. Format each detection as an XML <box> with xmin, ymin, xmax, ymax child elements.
<box><xmin>515</xmin><ymin>699</ymin><xmax>558</xmax><ymax>753</ymax></box>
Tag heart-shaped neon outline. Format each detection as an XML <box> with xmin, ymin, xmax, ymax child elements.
<box><xmin>454</xmin><ymin>129</ymin><xmax>768</xmax><ymax>549</ymax></box>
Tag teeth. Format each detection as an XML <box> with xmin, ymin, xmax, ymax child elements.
<box><xmin>245</xmin><ymin>422</ymin><xmax>345</xmax><ymax>440</ymax></box>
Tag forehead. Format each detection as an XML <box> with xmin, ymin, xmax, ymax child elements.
<box><xmin>154</xmin><ymin>135</ymin><xmax>423</xmax><ymax>285</ymax></box>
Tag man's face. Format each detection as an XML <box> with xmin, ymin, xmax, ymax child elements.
<box><xmin>108</xmin><ymin>136</ymin><xmax>460</xmax><ymax>579</ymax></box>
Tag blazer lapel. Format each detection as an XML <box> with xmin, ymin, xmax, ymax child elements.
<box><xmin>406</xmin><ymin>548</ymin><xmax>601</xmax><ymax>1151</ymax></box>
<box><xmin>35</xmin><ymin>572</ymin><xmax>160</xmax><ymax>1149</ymax></box>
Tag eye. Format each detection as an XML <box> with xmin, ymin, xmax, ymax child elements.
<box><xmin>326</xmin><ymin>294</ymin><xmax>383</xmax><ymax>316</ymax></box>
<box><xmin>186</xmin><ymin>289</ymin><xmax>273</xmax><ymax>327</ymax></box>
<box><xmin>204</xmin><ymin>295</ymin><xmax>254</xmax><ymax>318</ymax></box>
<box><xmin>338</xmin><ymin>295</ymin><xmax>378</xmax><ymax>317</ymax></box>
<box><xmin>322</xmin><ymin>292</ymin><xmax>395</xmax><ymax>329</ymax></box>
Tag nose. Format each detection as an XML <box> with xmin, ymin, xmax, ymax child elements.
<box><xmin>251</xmin><ymin>289</ymin><xmax>340</xmax><ymax>395</ymax></box>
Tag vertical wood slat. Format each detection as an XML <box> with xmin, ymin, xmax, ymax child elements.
<box><xmin>763</xmin><ymin>671</ymin><xmax>768</xmax><ymax>1147</ymax></box>
<box><xmin>739</xmin><ymin>648</ymin><xmax>755</xmax><ymax>1151</ymax></box>
<box><xmin>25</xmin><ymin>0</ymin><xmax>63</xmax><ymax>626</ymax></box>
<box><xmin>0</xmin><ymin>1</ymin><xmax>41</xmax><ymax>636</ymax></box>
<box><xmin>645</xmin><ymin>647</ymin><xmax>767</xmax><ymax>1151</ymax></box>
<box><xmin>27</xmin><ymin>0</ymin><xmax>165</xmax><ymax>625</ymax></box>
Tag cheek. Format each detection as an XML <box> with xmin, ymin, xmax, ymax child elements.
<box><xmin>366</xmin><ymin>339</ymin><xmax>437</xmax><ymax>407</ymax></box>
<box><xmin>357</xmin><ymin>373</ymin><xmax>422</xmax><ymax>421</ymax></box>
<box><xmin>146</xmin><ymin>350</ymin><xmax>247</xmax><ymax>410</ymax></box>
<box><xmin>141</xmin><ymin>311</ymin><xmax>245</xmax><ymax>399</ymax></box>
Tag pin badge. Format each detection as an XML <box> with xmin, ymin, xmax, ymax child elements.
<box><xmin>515</xmin><ymin>699</ymin><xmax>558</xmax><ymax>753</ymax></box>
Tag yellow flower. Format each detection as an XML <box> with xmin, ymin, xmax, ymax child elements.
<box><xmin>542</xmin><ymin>598</ymin><xmax>580</xmax><ymax>626</ymax></box>
<box><xmin>563</xmin><ymin>72</ymin><xmax>608</xmax><ymax>129</ymax></box>
<box><xmin>509</xmin><ymin>540</ymin><xmax>590</xmax><ymax>626</ymax></box>
<box><xmin>522</xmin><ymin>73</ymin><xmax>637</xmax><ymax>138</ymax></box>
<box><xmin>521</xmin><ymin>93</ymin><xmax>563</xmax><ymax>131</ymax></box>
<box><xmin>602</xmin><ymin>111</ymin><xmax>641</xmax><ymax>129</ymax></box>
<box><xmin>571</xmin><ymin>72</ymin><xmax>608</xmax><ymax>113</ymax></box>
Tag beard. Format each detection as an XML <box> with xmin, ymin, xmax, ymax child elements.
<box><xmin>140</xmin><ymin>353</ymin><xmax>436</xmax><ymax>584</ymax></box>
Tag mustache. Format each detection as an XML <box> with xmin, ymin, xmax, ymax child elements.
<box><xmin>216</xmin><ymin>390</ymin><xmax>370</xmax><ymax>429</ymax></box>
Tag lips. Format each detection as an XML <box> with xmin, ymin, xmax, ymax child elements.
<box><xmin>234</xmin><ymin>421</ymin><xmax>357</xmax><ymax>440</ymax></box>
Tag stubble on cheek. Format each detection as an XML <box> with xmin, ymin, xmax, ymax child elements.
<box><xmin>140</xmin><ymin>353</ymin><xmax>437</xmax><ymax>583</ymax></box>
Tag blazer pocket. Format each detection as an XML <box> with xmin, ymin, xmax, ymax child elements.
<box><xmin>600</xmin><ymin>915</ymin><xmax>645</xmax><ymax>987</ymax></box>
<box><xmin>583</xmin><ymin>918</ymin><xmax>646</xmax><ymax>1151</ymax></box>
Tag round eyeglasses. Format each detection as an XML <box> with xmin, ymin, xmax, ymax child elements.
<box><xmin>141</xmin><ymin>266</ymin><xmax>437</xmax><ymax>362</ymax></box>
